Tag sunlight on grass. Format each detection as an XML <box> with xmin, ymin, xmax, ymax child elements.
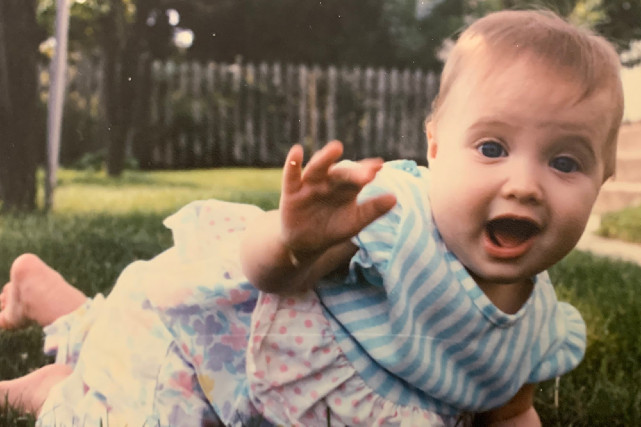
<box><xmin>541</xmin><ymin>251</ymin><xmax>641</xmax><ymax>424</ymax></box>
<box><xmin>598</xmin><ymin>203</ymin><xmax>641</xmax><ymax>244</ymax></box>
<box><xmin>49</xmin><ymin>168</ymin><xmax>283</xmax><ymax>214</ymax></box>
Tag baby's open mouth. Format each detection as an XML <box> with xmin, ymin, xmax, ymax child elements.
<box><xmin>486</xmin><ymin>217</ymin><xmax>541</xmax><ymax>248</ymax></box>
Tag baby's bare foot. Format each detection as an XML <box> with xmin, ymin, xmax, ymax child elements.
<box><xmin>0</xmin><ymin>280</ymin><xmax>26</xmax><ymax>329</ymax></box>
<box><xmin>0</xmin><ymin>363</ymin><xmax>72</xmax><ymax>415</ymax></box>
<box><xmin>0</xmin><ymin>254</ymin><xmax>86</xmax><ymax>329</ymax></box>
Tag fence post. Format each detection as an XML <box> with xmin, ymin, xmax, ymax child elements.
<box><xmin>398</xmin><ymin>68</ymin><xmax>411</xmax><ymax>159</ymax></box>
<box><xmin>298</xmin><ymin>64</ymin><xmax>308</xmax><ymax>153</ymax></box>
<box><xmin>257</xmin><ymin>62</ymin><xmax>269</xmax><ymax>165</ymax></box>
<box><xmin>362</xmin><ymin>67</ymin><xmax>375</xmax><ymax>158</ymax></box>
<box><xmin>245</xmin><ymin>62</ymin><xmax>256</xmax><ymax>165</ymax></box>
<box><xmin>309</xmin><ymin>66</ymin><xmax>320</xmax><ymax>153</ymax></box>
<box><xmin>163</xmin><ymin>61</ymin><xmax>176</xmax><ymax>167</ymax></box>
<box><xmin>375</xmin><ymin>68</ymin><xmax>387</xmax><ymax>157</ymax></box>
<box><xmin>135</xmin><ymin>59</ymin><xmax>438</xmax><ymax>168</ymax></box>
<box><xmin>232</xmin><ymin>60</ymin><xmax>243</xmax><ymax>163</ymax></box>
<box><xmin>326</xmin><ymin>66</ymin><xmax>337</xmax><ymax>143</ymax></box>
<box><xmin>269</xmin><ymin>62</ymin><xmax>283</xmax><ymax>165</ymax></box>
<box><xmin>204</xmin><ymin>61</ymin><xmax>216</xmax><ymax>165</ymax></box>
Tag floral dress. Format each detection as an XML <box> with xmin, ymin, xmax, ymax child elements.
<box><xmin>38</xmin><ymin>199</ymin><xmax>267</xmax><ymax>426</ymax></box>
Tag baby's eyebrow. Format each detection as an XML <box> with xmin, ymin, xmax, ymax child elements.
<box><xmin>468</xmin><ymin>118</ymin><xmax>514</xmax><ymax>131</ymax></box>
<box><xmin>540</xmin><ymin>121</ymin><xmax>596</xmax><ymax>154</ymax></box>
<box><xmin>555</xmin><ymin>134</ymin><xmax>598</xmax><ymax>163</ymax></box>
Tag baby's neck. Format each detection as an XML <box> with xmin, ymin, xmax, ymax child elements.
<box><xmin>471</xmin><ymin>275</ymin><xmax>534</xmax><ymax>315</ymax></box>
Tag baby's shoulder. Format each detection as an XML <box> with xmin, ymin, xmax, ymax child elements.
<box><xmin>363</xmin><ymin>159</ymin><xmax>429</xmax><ymax>197</ymax></box>
<box><xmin>382</xmin><ymin>159</ymin><xmax>424</xmax><ymax>177</ymax></box>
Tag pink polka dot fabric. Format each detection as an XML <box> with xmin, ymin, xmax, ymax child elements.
<box><xmin>247</xmin><ymin>291</ymin><xmax>456</xmax><ymax>426</ymax></box>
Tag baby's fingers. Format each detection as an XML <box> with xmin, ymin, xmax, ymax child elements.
<box><xmin>355</xmin><ymin>193</ymin><xmax>397</xmax><ymax>231</ymax></box>
<box><xmin>282</xmin><ymin>144</ymin><xmax>304</xmax><ymax>194</ymax></box>
<box><xmin>302</xmin><ymin>140</ymin><xmax>344</xmax><ymax>182</ymax></box>
<box><xmin>329</xmin><ymin>157</ymin><xmax>384</xmax><ymax>188</ymax></box>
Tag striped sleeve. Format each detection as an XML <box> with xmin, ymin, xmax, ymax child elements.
<box><xmin>528</xmin><ymin>302</ymin><xmax>587</xmax><ymax>382</ymax></box>
<box><xmin>348</xmin><ymin>161</ymin><xmax>419</xmax><ymax>287</ymax></box>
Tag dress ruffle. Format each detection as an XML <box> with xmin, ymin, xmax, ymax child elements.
<box><xmin>248</xmin><ymin>290</ymin><xmax>457</xmax><ymax>426</ymax></box>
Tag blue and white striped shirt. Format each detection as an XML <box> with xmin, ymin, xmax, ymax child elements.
<box><xmin>316</xmin><ymin>160</ymin><xmax>586</xmax><ymax>415</ymax></box>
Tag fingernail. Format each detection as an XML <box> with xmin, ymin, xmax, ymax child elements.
<box><xmin>289</xmin><ymin>161</ymin><xmax>297</xmax><ymax>166</ymax></box>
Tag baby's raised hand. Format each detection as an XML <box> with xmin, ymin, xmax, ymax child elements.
<box><xmin>280</xmin><ymin>141</ymin><xmax>396</xmax><ymax>264</ymax></box>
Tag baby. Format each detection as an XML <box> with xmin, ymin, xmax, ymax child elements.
<box><xmin>240</xmin><ymin>9</ymin><xmax>624</xmax><ymax>426</ymax></box>
<box><xmin>0</xmin><ymin>8</ymin><xmax>623</xmax><ymax>427</ymax></box>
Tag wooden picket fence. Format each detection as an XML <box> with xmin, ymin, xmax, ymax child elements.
<box><xmin>142</xmin><ymin>60</ymin><xmax>439</xmax><ymax>168</ymax></box>
<box><xmin>60</xmin><ymin>58</ymin><xmax>439</xmax><ymax>168</ymax></box>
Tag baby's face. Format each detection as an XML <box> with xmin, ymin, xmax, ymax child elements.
<box><xmin>427</xmin><ymin>56</ymin><xmax>613</xmax><ymax>296</ymax></box>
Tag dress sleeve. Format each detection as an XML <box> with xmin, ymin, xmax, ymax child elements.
<box><xmin>349</xmin><ymin>160</ymin><xmax>423</xmax><ymax>287</ymax></box>
<box><xmin>162</xmin><ymin>199</ymin><xmax>264</xmax><ymax>262</ymax></box>
<box><xmin>528</xmin><ymin>302</ymin><xmax>587</xmax><ymax>382</ymax></box>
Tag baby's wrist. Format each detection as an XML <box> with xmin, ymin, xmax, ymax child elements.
<box><xmin>283</xmin><ymin>244</ymin><xmax>321</xmax><ymax>268</ymax></box>
<box><xmin>287</xmin><ymin>248</ymin><xmax>303</xmax><ymax>267</ymax></box>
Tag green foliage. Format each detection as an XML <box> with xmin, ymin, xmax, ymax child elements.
<box><xmin>70</xmin><ymin>149</ymin><xmax>139</xmax><ymax>171</ymax></box>
<box><xmin>541</xmin><ymin>251</ymin><xmax>641</xmax><ymax>425</ymax></box>
<box><xmin>465</xmin><ymin>0</ymin><xmax>641</xmax><ymax>57</ymax></box>
<box><xmin>594</xmin><ymin>0</ymin><xmax>641</xmax><ymax>55</ymax></box>
<box><xmin>58</xmin><ymin>89</ymin><xmax>103</xmax><ymax>166</ymax></box>
<box><xmin>466</xmin><ymin>0</ymin><xmax>581</xmax><ymax>17</ymax></box>
<box><xmin>36</xmin><ymin>0</ymin><xmax>641</xmax><ymax>71</ymax></box>
<box><xmin>0</xmin><ymin>398</ymin><xmax>35</xmax><ymax>427</ymax></box>
<box><xmin>598</xmin><ymin>203</ymin><xmax>641</xmax><ymax>243</ymax></box>
<box><xmin>169</xmin><ymin>0</ymin><xmax>463</xmax><ymax>70</ymax></box>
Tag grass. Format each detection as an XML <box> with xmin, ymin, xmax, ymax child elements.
<box><xmin>598</xmin><ymin>203</ymin><xmax>641</xmax><ymax>244</ymax></box>
<box><xmin>1</xmin><ymin>168</ymin><xmax>641</xmax><ymax>425</ymax></box>
<box><xmin>541</xmin><ymin>251</ymin><xmax>641</xmax><ymax>425</ymax></box>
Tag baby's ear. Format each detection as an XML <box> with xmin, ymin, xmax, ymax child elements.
<box><xmin>426</xmin><ymin>121</ymin><xmax>438</xmax><ymax>161</ymax></box>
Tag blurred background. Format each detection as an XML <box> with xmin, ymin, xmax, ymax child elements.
<box><xmin>1</xmin><ymin>0</ymin><xmax>640</xmax><ymax>212</ymax></box>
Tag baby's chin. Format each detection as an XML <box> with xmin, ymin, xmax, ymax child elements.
<box><xmin>465</xmin><ymin>266</ymin><xmax>539</xmax><ymax>288</ymax></box>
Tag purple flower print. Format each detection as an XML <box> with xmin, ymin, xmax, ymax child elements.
<box><xmin>206</xmin><ymin>342</ymin><xmax>236</xmax><ymax>372</ymax></box>
<box><xmin>163</xmin><ymin>304</ymin><xmax>202</xmax><ymax>328</ymax></box>
<box><xmin>193</xmin><ymin>314</ymin><xmax>224</xmax><ymax>346</ymax></box>
<box><xmin>168</xmin><ymin>404</ymin><xmax>190</xmax><ymax>425</ymax></box>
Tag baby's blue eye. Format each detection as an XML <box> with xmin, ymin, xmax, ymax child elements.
<box><xmin>550</xmin><ymin>156</ymin><xmax>579</xmax><ymax>173</ymax></box>
<box><xmin>478</xmin><ymin>141</ymin><xmax>506</xmax><ymax>158</ymax></box>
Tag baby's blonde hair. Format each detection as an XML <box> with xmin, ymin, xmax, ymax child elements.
<box><xmin>429</xmin><ymin>9</ymin><xmax>624</xmax><ymax>180</ymax></box>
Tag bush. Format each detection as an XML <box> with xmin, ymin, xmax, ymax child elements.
<box><xmin>598</xmin><ymin>204</ymin><xmax>641</xmax><ymax>243</ymax></box>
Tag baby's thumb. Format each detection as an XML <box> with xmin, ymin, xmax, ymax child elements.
<box><xmin>357</xmin><ymin>193</ymin><xmax>397</xmax><ymax>229</ymax></box>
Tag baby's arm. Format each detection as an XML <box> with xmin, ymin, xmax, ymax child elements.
<box><xmin>241</xmin><ymin>141</ymin><xmax>396</xmax><ymax>294</ymax></box>
<box><xmin>474</xmin><ymin>384</ymin><xmax>541</xmax><ymax>427</ymax></box>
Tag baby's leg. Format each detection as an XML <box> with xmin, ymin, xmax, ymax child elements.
<box><xmin>0</xmin><ymin>254</ymin><xmax>86</xmax><ymax>329</ymax></box>
<box><xmin>0</xmin><ymin>363</ymin><xmax>72</xmax><ymax>415</ymax></box>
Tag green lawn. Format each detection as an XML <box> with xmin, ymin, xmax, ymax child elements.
<box><xmin>598</xmin><ymin>203</ymin><xmax>641</xmax><ymax>244</ymax></box>
<box><xmin>1</xmin><ymin>168</ymin><xmax>641</xmax><ymax>426</ymax></box>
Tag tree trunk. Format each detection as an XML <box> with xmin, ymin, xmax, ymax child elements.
<box><xmin>102</xmin><ymin>0</ymin><xmax>154</xmax><ymax>176</ymax></box>
<box><xmin>0</xmin><ymin>0</ymin><xmax>41</xmax><ymax>211</ymax></box>
<box><xmin>101</xmin><ymin>0</ymin><xmax>127</xmax><ymax>176</ymax></box>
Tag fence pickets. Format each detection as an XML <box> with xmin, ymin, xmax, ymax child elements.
<box><xmin>62</xmin><ymin>58</ymin><xmax>439</xmax><ymax>169</ymax></box>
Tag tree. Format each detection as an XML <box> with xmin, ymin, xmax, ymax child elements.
<box><xmin>593</xmin><ymin>0</ymin><xmax>641</xmax><ymax>63</ymax></box>
<box><xmin>0</xmin><ymin>0</ymin><xmax>43</xmax><ymax>211</ymax></box>
<box><xmin>38</xmin><ymin>0</ymin><xmax>175</xmax><ymax>176</ymax></box>
<box><xmin>464</xmin><ymin>0</ymin><xmax>641</xmax><ymax>62</ymax></box>
<box><xmin>171</xmin><ymin>0</ymin><xmax>462</xmax><ymax>71</ymax></box>
<box><xmin>99</xmin><ymin>0</ymin><xmax>175</xmax><ymax>176</ymax></box>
